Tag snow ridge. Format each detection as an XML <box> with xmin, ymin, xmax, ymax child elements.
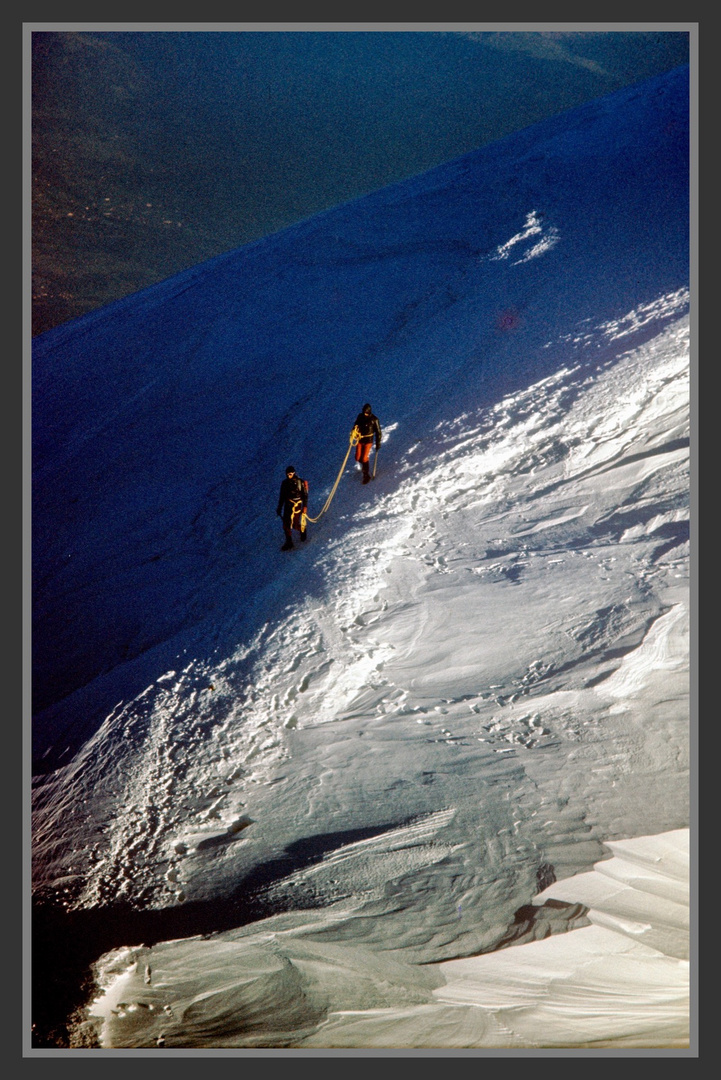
<box><xmin>32</xmin><ymin>66</ymin><xmax>690</xmax><ymax>1051</ymax></box>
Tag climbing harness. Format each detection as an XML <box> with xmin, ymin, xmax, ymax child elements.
<box><xmin>304</xmin><ymin>427</ymin><xmax>360</xmax><ymax>524</ymax></box>
<box><xmin>288</xmin><ymin>496</ymin><xmax>305</xmax><ymax>530</ymax></box>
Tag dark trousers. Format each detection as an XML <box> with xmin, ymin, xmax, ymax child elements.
<box><xmin>283</xmin><ymin>500</ymin><xmax>304</xmax><ymax>537</ymax></box>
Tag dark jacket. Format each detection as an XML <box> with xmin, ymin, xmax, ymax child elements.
<box><xmin>277</xmin><ymin>474</ymin><xmax>308</xmax><ymax>517</ymax></box>
<box><xmin>355</xmin><ymin>411</ymin><xmax>382</xmax><ymax>447</ymax></box>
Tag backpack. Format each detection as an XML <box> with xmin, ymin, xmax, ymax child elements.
<box><xmin>288</xmin><ymin>475</ymin><xmax>308</xmax><ymax>501</ymax></box>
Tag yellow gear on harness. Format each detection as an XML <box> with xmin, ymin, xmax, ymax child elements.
<box><xmin>287</xmin><ymin>496</ymin><xmax>305</xmax><ymax>528</ymax></box>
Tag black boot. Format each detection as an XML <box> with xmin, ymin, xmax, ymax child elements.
<box><xmin>281</xmin><ymin>537</ymin><xmax>293</xmax><ymax>551</ymax></box>
<box><xmin>300</xmin><ymin>529</ymin><xmax>307</xmax><ymax>542</ymax></box>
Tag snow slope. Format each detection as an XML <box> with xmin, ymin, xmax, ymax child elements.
<box><xmin>30</xmin><ymin>66</ymin><xmax>691</xmax><ymax>1050</ymax></box>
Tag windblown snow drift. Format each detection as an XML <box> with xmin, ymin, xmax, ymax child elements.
<box><xmin>31</xmin><ymin>66</ymin><xmax>691</xmax><ymax>1051</ymax></box>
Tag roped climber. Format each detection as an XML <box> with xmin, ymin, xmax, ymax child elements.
<box><xmin>353</xmin><ymin>403</ymin><xmax>382</xmax><ymax>484</ymax></box>
<box><xmin>276</xmin><ymin>464</ymin><xmax>308</xmax><ymax>550</ymax></box>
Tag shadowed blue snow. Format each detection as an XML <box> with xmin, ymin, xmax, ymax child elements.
<box><xmin>31</xmin><ymin>29</ymin><xmax>689</xmax><ymax>334</ymax></box>
<box><xmin>31</xmin><ymin>66</ymin><xmax>691</xmax><ymax>1051</ymax></box>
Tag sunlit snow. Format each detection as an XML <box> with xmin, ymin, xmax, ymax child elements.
<box><xmin>31</xmin><ymin>65</ymin><xmax>691</xmax><ymax>1051</ymax></box>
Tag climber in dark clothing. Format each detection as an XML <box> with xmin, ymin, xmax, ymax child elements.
<box><xmin>276</xmin><ymin>465</ymin><xmax>308</xmax><ymax>550</ymax></box>
<box><xmin>353</xmin><ymin>403</ymin><xmax>382</xmax><ymax>484</ymax></box>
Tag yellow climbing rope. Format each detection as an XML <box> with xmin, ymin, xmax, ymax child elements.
<box><xmin>304</xmin><ymin>427</ymin><xmax>360</xmax><ymax>523</ymax></box>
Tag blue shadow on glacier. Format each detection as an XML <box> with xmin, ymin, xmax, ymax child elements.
<box><xmin>31</xmin><ymin>66</ymin><xmax>690</xmax><ymax>772</ymax></box>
